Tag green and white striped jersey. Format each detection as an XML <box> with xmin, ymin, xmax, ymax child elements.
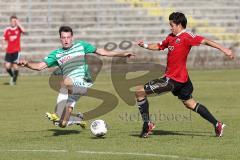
<box><xmin>44</xmin><ymin>41</ymin><xmax>96</xmax><ymax>79</ymax></box>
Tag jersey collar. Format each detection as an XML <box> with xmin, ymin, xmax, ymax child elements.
<box><xmin>176</xmin><ymin>29</ymin><xmax>186</xmax><ymax>36</ymax></box>
<box><xmin>10</xmin><ymin>26</ymin><xmax>18</xmax><ymax>30</ymax></box>
<box><xmin>62</xmin><ymin>44</ymin><xmax>73</xmax><ymax>50</ymax></box>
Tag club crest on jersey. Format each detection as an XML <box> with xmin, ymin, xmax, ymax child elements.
<box><xmin>56</xmin><ymin>53</ymin><xmax>64</xmax><ymax>58</ymax></box>
<box><xmin>175</xmin><ymin>38</ymin><xmax>180</xmax><ymax>43</ymax></box>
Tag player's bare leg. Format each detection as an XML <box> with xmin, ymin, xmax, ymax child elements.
<box><xmin>59</xmin><ymin>106</ymin><xmax>72</xmax><ymax>128</ymax></box>
<box><xmin>46</xmin><ymin>82</ymin><xmax>67</xmax><ymax>123</ymax></box>
<box><xmin>58</xmin><ymin>77</ymin><xmax>87</xmax><ymax>128</ymax></box>
<box><xmin>135</xmin><ymin>85</ymin><xmax>147</xmax><ymax>101</ymax></box>
<box><xmin>63</xmin><ymin>77</ymin><xmax>73</xmax><ymax>92</ymax></box>
<box><xmin>182</xmin><ymin>98</ymin><xmax>196</xmax><ymax>109</ymax></box>
<box><xmin>54</xmin><ymin>82</ymin><xmax>68</xmax><ymax>117</ymax></box>
<box><xmin>46</xmin><ymin>78</ymin><xmax>86</xmax><ymax>128</ymax></box>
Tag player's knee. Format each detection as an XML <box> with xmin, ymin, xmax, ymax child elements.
<box><xmin>5</xmin><ymin>65</ymin><xmax>11</xmax><ymax>69</ymax></box>
<box><xmin>63</xmin><ymin>77</ymin><xmax>73</xmax><ymax>88</ymax></box>
<box><xmin>182</xmin><ymin>99</ymin><xmax>196</xmax><ymax>110</ymax></box>
<box><xmin>13</xmin><ymin>64</ymin><xmax>19</xmax><ymax>70</ymax></box>
<box><xmin>135</xmin><ymin>85</ymin><xmax>146</xmax><ymax>99</ymax></box>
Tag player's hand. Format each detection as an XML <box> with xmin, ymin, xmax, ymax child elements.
<box><xmin>1</xmin><ymin>47</ymin><xmax>6</xmax><ymax>52</ymax></box>
<box><xmin>136</xmin><ymin>40</ymin><xmax>144</xmax><ymax>47</ymax></box>
<box><xmin>223</xmin><ymin>48</ymin><xmax>235</xmax><ymax>59</ymax></box>
<box><xmin>123</xmin><ymin>52</ymin><xmax>136</xmax><ymax>59</ymax></box>
<box><xmin>1</xmin><ymin>42</ymin><xmax>7</xmax><ymax>51</ymax></box>
<box><xmin>15</xmin><ymin>19</ymin><xmax>21</xmax><ymax>26</ymax></box>
<box><xmin>18</xmin><ymin>59</ymin><xmax>28</xmax><ymax>67</ymax></box>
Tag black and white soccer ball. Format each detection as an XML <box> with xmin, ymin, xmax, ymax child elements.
<box><xmin>90</xmin><ymin>119</ymin><xmax>108</xmax><ymax>137</ymax></box>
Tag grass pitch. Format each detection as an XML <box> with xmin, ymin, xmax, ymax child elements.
<box><xmin>0</xmin><ymin>69</ymin><xmax>239</xmax><ymax>160</ymax></box>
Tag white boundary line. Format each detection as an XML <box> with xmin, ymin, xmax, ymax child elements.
<box><xmin>0</xmin><ymin>149</ymin><xmax>216</xmax><ymax>160</ymax></box>
<box><xmin>2</xmin><ymin>149</ymin><xmax>67</xmax><ymax>153</ymax></box>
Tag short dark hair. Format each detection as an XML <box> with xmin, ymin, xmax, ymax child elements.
<box><xmin>59</xmin><ymin>26</ymin><xmax>73</xmax><ymax>37</ymax></box>
<box><xmin>169</xmin><ymin>12</ymin><xmax>187</xmax><ymax>28</ymax></box>
<box><xmin>10</xmin><ymin>15</ymin><xmax>17</xmax><ymax>20</ymax></box>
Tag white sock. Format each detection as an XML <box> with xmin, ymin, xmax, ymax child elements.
<box><xmin>67</xmin><ymin>120</ymin><xmax>81</xmax><ymax>126</ymax></box>
<box><xmin>55</xmin><ymin>88</ymin><xmax>68</xmax><ymax>115</ymax></box>
<box><xmin>57</xmin><ymin>88</ymin><xmax>68</xmax><ymax>103</ymax></box>
<box><xmin>67</xmin><ymin>114</ymin><xmax>84</xmax><ymax>126</ymax></box>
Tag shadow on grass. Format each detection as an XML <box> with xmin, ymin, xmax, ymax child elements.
<box><xmin>48</xmin><ymin>129</ymin><xmax>81</xmax><ymax>136</ymax></box>
<box><xmin>90</xmin><ymin>136</ymin><xmax>107</xmax><ymax>140</ymax></box>
<box><xmin>130</xmin><ymin>129</ymin><xmax>212</xmax><ymax>137</ymax></box>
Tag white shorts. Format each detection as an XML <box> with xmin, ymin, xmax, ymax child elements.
<box><xmin>67</xmin><ymin>77</ymin><xmax>93</xmax><ymax>107</ymax></box>
<box><xmin>70</xmin><ymin>77</ymin><xmax>93</xmax><ymax>95</ymax></box>
<box><xmin>71</xmin><ymin>77</ymin><xmax>93</xmax><ymax>88</ymax></box>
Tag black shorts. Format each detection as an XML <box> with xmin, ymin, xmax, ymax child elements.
<box><xmin>144</xmin><ymin>77</ymin><xmax>193</xmax><ymax>101</ymax></box>
<box><xmin>5</xmin><ymin>52</ymin><xmax>19</xmax><ymax>63</ymax></box>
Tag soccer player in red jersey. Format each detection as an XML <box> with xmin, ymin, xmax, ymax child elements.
<box><xmin>135</xmin><ymin>12</ymin><xmax>234</xmax><ymax>138</ymax></box>
<box><xmin>1</xmin><ymin>15</ymin><xmax>25</xmax><ymax>85</ymax></box>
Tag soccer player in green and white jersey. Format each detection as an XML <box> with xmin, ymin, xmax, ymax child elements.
<box><xmin>19</xmin><ymin>26</ymin><xmax>135</xmax><ymax>128</ymax></box>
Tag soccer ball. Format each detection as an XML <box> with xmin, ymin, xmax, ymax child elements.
<box><xmin>90</xmin><ymin>119</ymin><xmax>108</xmax><ymax>137</ymax></box>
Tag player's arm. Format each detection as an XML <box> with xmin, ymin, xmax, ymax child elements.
<box><xmin>95</xmin><ymin>48</ymin><xmax>135</xmax><ymax>58</ymax></box>
<box><xmin>18</xmin><ymin>60</ymin><xmax>48</xmax><ymax>71</ymax></box>
<box><xmin>137</xmin><ymin>40</ymin><xmax>160</xmax><ymax>50</ymax></box>
<box><xmin>1</xmin><ymin>29</ymin><xmax>8</xmax><ymax>51</ymax></box>
<box><xmin>201</xmin><ymin>38</ymin><xmax>235</xmax><ymax>59</ymax></box>
<box><xmin>15</xmin><ymin>19</ymin><xmax>26</xmax><ymax>33</ymax></box>
<box><xmin>1</xmin><ymin>38</ymin><xmax>7</xmax><ymax>51</ymax></box>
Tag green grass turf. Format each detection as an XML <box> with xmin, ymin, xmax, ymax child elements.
<box><xmin>0</xmin><ymin>69</ymin><xmax>239</xmax><ymax>160</ymax></box>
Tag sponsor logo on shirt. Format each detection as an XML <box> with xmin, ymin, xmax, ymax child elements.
<box><xmin>9</xmin><ymin>35</ymin><xmax>17</xmax><ymax>41</ymax></box>
<box><xmin>58</xmin><ymin>52</ymin><xmax>85</xmax><ymax>65</ymax></box>
<box><xmin>59</xmin><ymin>55</ymin><xmax>72</xmax><ymax>64</ymax></box>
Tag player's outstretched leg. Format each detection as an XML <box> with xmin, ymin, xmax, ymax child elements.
<box><xmin>183</xmin><ymin>99</ymin><xmax>225</xmax><ymax>137</ymax></box>
<box><xmin>59</xmin><ymin>106</ymin><xmax>72</xmax><ymax>128</ymax></box>
<box><xmin>45</xmin><ymin>87</ymin><xmax>67</xmax><ymax>125</ymax></box>
<box><xmin>45</xmin><ymin>111</ymin><xmax>86</xmax><ymax>128</ymax></box>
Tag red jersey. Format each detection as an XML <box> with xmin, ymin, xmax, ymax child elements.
<box><xmin>3</xmin><ymin>26</ymin><xmax>23</xmax><ymax>54</ymax></box>
<box><xmin>158</xmin><ymin>30</ymin><xmax>204</xmax><ymax>83</ymax></box>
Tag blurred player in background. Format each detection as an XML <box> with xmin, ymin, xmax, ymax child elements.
<box><xmin>136</xmin><ymin>12</ymin><xmax>234</xmax><ymax>138</ymax></box>
<box><xmin>18</xmin><ymin>26</ymin><xmax>135</xmax><ymax>128</ymax></box>
<box><xmin>1</xmin><ymin>15</ymin><xmax>25</xmax><ymax>85</ymax></box>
